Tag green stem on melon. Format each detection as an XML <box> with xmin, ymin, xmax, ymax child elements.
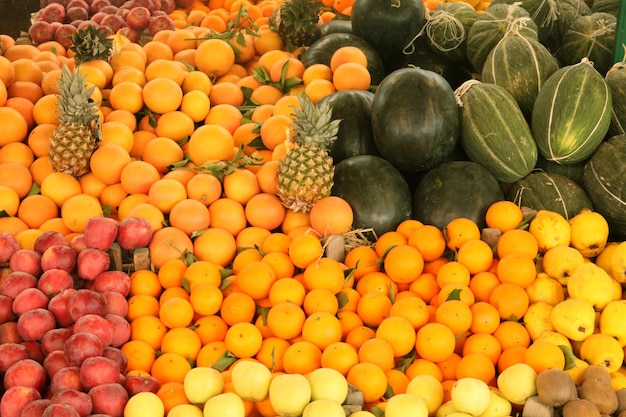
<box><xmin>425</xmin><ymin>10</ymin><xmax>467</xmax><ymax>53</ymax></box>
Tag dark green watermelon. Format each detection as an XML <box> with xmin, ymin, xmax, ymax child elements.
<box><xmin>412</xmin><ymin>160</ymin><xmax>504</xmax><ymax>229</ymax></box>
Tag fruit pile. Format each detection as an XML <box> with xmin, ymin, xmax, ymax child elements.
<box><xmin>1</xmin><ymin>0</ymin><xmax>626</xmax><ymax>416</ymax></box>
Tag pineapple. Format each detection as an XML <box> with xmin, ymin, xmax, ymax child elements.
<box><xmin>70</xmin><ymin>25</ymin><xmax>113</xmax><ymax>65</ymax></box>
<box><xmin>269</xmin><ymin>0</ymin><xmax>322</xmax><ymax>49</ymax></box>
<box><xmin>276</xmin><ymin>94</ymin><xmax>341</xmax><ymax>213</ymax></box>
<box><xmin>48</xmin><ymin>65</ymin><xmax>100</xmax><ymax>177</ymax></box>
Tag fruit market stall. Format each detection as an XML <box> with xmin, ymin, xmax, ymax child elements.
<box><xmin>1</xmin><ymin>0</ymin><xmax>626</xmax><ymax>416</ymax></box>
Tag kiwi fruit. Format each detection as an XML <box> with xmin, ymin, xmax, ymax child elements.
<box><xmin>562</xmin><ymin>398</ymin><xmax>601</xmax><ymax>417</ymax></box>
<box><xmin>536</xmin><ymin>368</ymin><xmax>578</xmax><ymax>407</ymax></box>
<box><xmin>616</xmin><ymin>388</ymin><xmax>626</xmax><ymax>415</ymax></box>
<box><xmin>578</xmin><ymin>378</ymin><xmax>618</xmax><ymax>414</ymax></box>
<box><xmin>581</xmin><ymin>364</ymin><xmax>612</xmax><ymax>385</ymax></box>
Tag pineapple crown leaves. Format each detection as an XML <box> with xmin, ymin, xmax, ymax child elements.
<box><xmin>290</xmin><ymin>93</ymin><xmax>341</xmax><ymax>148</ymax></box>
<box><xmin>251</xmin><ymin>61</ymin><xmax>302</xmax><ymax>95</ymax></box>
<box><xmin>192</xmin><ymin>7</ymin><xmax>259</xmax><ymax>60</ymax></box>
<box><xmin>55</xmin><ymin>65</ymin><xmax>100</xmax><ymax>124</ymax></box>
<box><xmin>70</xmin><ymin>25</ymin><xmax>113</xmax><ymax>64</ymax></box>
<box><xmin>270</xmin><ymin>0</ymin><xmax>322</xmax><ymax>36</ymax></box>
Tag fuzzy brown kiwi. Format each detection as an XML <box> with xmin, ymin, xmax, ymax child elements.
<box><xmin>535</xmin><ymin>368</ymin><xmax>578</xmax><ymax>407</ymax></box>
<box><xmin>578</xmin><ymin>378</ymin><xmax>618</xmax><ymax>415</ymax></box>
<box><xmin>616</xmin><ymin>389</ymin><xmax>626</xmax><ymax>415</ymax></box>
<box><xmin>562</xmin><ymin>398</ymin><xmax>601</xmax><ymax>417</ymax></box>
<box><xmin>581</xmin><ymin>364</ymin><xmax>612</xmax><ymax>385</ymax></box>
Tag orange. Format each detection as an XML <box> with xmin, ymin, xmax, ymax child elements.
<box><xmin>89</xmin><ymin>143</ymin><xmax>131</xmax><ymax>185</ymax></box>
<box><xmin>208</xmin><ymin>197</ymin><xmax>247</xmax><ymax>237</ymax></box>
<box><xmin>181</xmin><ymin>89</ymin><xmax>211</xmax><ymax>122</ymax></box>
<box><xmin>415</xmin><ymin>322</ymin><xmax>456</xmax><ymax>363</ymax></box>
<box><xmin>302</xmin><ymin>63</ymin><xmax>333</xmax><ymax>86</ymax></box>
<box><xmin>288</xmin><ymin>233</ymin><xmax>323</xmax><ymax>269</ymax></box>
<box><xmin>406</xmin><ymin>225</ymin><xmax>446</xmax><ymax>262</ymax></box>
<box><xmin>195</xmin><ymin>38</ymin><xmax>235</xmax><ymax>79</ymax></box>
<box><xmin>121</xmin><ymin>339</ymin><xmax>156</xmax><ymax>374</ymax></box>
<box><xmin>344</xmin><ymin>245</ymin><xmax>380</xmax><ymax>280</ymax></box>
<box><xmin>16</xmin><ymin>194</ymin><xmax>57</xmax><ymax>229</ymax></box>
<box><xmin>389</xmin><ymin>295</ymin><xmax>429</xmax><ymax>330</ymax></box>
<box><xmin>345</xmin><ymin>325</ymin><xmax>376</xmax><ymax>350</ymax></box>
<box><xmin>444</xmin><ymin>217</ymin><xmax>481</xmax><ymax>251</ymax></box>
<box><xmin>160</xmin><ymin>326</ymin><xmax>202</xmax><ymax>360</ymax></box>
<box><xmin>256</xmin><ymin>336</ymin><xmax>291</xmax><ymax>372</ymax></box>
<box><xmin>182</xmin><ymin>70</ymin><xmax>213</xmax><ymax>94</ymax></box>
<box><xmin>356</xmin><ymin>290</ymin><xmax>392</xmax><ymax>328</ymax></box>
<box><xmin>469</xmin><ymin>301</ymin><xmax>501</xmax><ymax>334</ymax></box>
<box><xmin>357</xmin><ymin>336</ymin><xmax>395</xmax><ymax>372</ymax></box>
<box><xmin>155</xmin><ymin>110</ymin><xmax>195</xmax><ymax>142</ymax></box>
<box><xmin>145</xmin><ymin>58</ymin><xmax>188</xmax><ymax>84</ymax></box>
<box><xmin>205</xmin><ymin>103</ymin><xmax>242</xmax><ymax>134</ymax></box>
<box><xmin>0</xmin><ymin>106</ymin><xmax>28</xmax><ymax>146</ymax></box>
<box><xmin>148</xmin><ymin>226</ymin><xmax>194</xmax><ymax>270</ymax></box>
<box><xmin>346</xmin><ymin>362</ymin><xmax>388</xmax><ymax>404</ymax></box>
<box><xmin>462</xmin><ymin>332</ymin><xmax>502</xmax><ymax>365</ymax></box>
<box><xmin>302</xmin><ymin>257</ymin><xmax>345</xmax><ymax>294</ymax></box>
<box><xmin>283</xmin><ymin>340</ymin><xmax>322</xmax><ymax>375</ymax></box>
<box><xmin>224</xmin><ymin>322</ymin><xmax>263</xmax><ymax>359</ymax></box>
<box><xmin>469</xmin><ymin>271</ymin><xmax>501</xmax><ymax>303</ymax></box>
<box><xmin>188</xmin><ymin>124</ymin><xmax>235</xmax><ymax>165</ymax></box>
<box><xmin>147</xmin><ymin>178</ymin><xmax>187</xmax><ymax>215</ymax></box>
<box><xmin>184</xmin><ymin>260</ymin><xmax>222</xmax><ymax>290</ymax></box>
<box><xmin>236</xmin><ymin>261</ymin><xmax>277</xmax><ymax>300</ymax></box>
<box><xmin>60</xmin><ymin>193</ymin><xmax>103</xmax><ymax>233</ymax></box>
<box><xmin>157</xmin><ymin>381</ymin><xmax>191</xmax><ymax>415</ymax></box>
<box><xmin>489</xmin><ymin>282</ymin><xmax>530</xmax><ymax>321</ymax></box>
<box><xmin>321</xmin><ymin>342</ymin><xmax>359</xmax><ymax>376</ymax></box>
<box><xmin>220</xmin><ymin>291</ymin><xmax>256</xmax><ymax>326</ymax></box>
<box><xmin>496</xmin><ymin>252</ymin><xmax>537</xmax><ymax>288</ymax></box>
<box><xmin>375</xmin><ymin>315</ymin><xmax>417</xmax><ymax>357</ymax></box>
<box><xmin>259</xmin><ymin>114</ymin><xmax>294</xmax><ymax>151</ymax></box>
<box><xmin>455</xmin><ymin>352</ymin><xmax>496</xmax><ymax>385</ymax></box>
<box><xmin>159</xmin><ymin>297</ymin><xmax>195</xmax><ymax>329</ymax></box>
<box><xmin>141</xmin><ymin>136</ymin><xmax>185</xmax><ymax>174</ymax></box>
<box><xmin>193</xmin><ymin>315</ymin><xmax>229</xmax><ymax>346</ymax></box>
<box><xmin>436</xmin><ymin>282</ymin><xmax>475</xmax><ymax>307</ymax></box>
<box><xmin>496</xmin><ymin>228</ymin><xmax>539</xmax><ymax>259</ymax></box>
<box><xmin>303</xmin><ymin>288</ymin><xmax>339</xmax><ymax>316</ymax></box>
<box><xmin>301</xmin><ymin>311</ymin><xmax>342</xmax><ymax>350</ymax></box>
<box><xmin>374</xmin><ymin>231</ymin><xmax>407</xmax><ymax>257</ymax></box>
<box><xmin>456</xmin><ymin>238</ymin><xmax>494</xmax><ymax>275</ymax></box>
<box><xmin>196</xmin><ymin>341</ymin><xmax>228</xmax><ymax>368</ymax></box>
<box><xmin>524</xmin><ymin>340</ymin><xmax>565</xmax><ymax>374</ymax></box>
<box><xmin>330</xmin><ymin>46</ymin><xmax>368</xmax><ymax>72</ymax></box>
<box><xmin>169</xmin><ymin>198</ymin><xmax>211</xmax><ymax>237</ymax></box>
<box><xmin>39</xmin><ymin>171</ymin><xmax>82</xmax><ymax>208</ymax></box>
<box><xmin>186</xmin><ymin>173</ymin><xmax>222</xmax><ymax>206</ymax></box>
<box><xmin>208</xmin><ymin>81</ymin><xmax>245</xmax><ymax>107</ymax></box>
<box><xmin>142</xmin><ymin>77</ymin><xmax>183</xmax><ymax>114</ymax></box>
<box><xmin>281</xmin><ymin>209</ymin><xmax>311</xmax><ymax>236</ymax></box>
<box><xmin>0</xmin><ymin>185</ymin><xmax>19</xmax><ymax>216</ymax></box>
<box><xmin>303</xmin><ymin>78</ymin><xmax>336</xmax><ymax>104</ymax></box>
<box><xmin>193</xmin><ymin>227</ymin><xmax>238</xmax><ymax>267</ymax></box>
<box><xmin>492</xmin><ymin>320</ymin><xmax>531</xmax><ymax>351</ymax></box>
<box><xmin>119</xmin><ymin>160</ymin><xmax>161</xmax><ymax>195</ymax></box>
<box><xmin>130</xmin><ymin>314</ymin><xmax>168</xmax><ymax>350</ymax></box>
<box><xmin>355</xmin><ymin>271</ymin><xmax>396</xmax><ymax>297</ymax></box>
<box><xmin>188</xmin><ymin>283</ymin><xmax>223</xmax><ymax>317</ymax></box>
<box><xmin>497</xmin><ymin>345</ymin><xmax>529</xmax><ymax>373</ymax></box>
<box><xmin>383</xmin><ymin>244</ymin><xmax>424</xmax><ymax>284</ymax></box>
<box><xmin>245</xmin><ymin>192</ymin><xmax>286</xmax><ymax>231</ymax></box>
<box><xmin>268</xmin><ymin>276</ymin><xmax>305</xmax><ymax>306</ymax></box>
<box><xmin>485</xmin><ymin>200</ymin><xmax>524</xmax><ymax>232</ymax></box>
<box><xmin>332</xmin><ymin>62</ymin><xmax>371</xmax><ymax>91</ymax></box>
<box><xmin>307</xmin><ymin>196</ymin><xmax>353</xmax><ymax>237</ymax></box>
<box><xmin>436</xmin><ymin>260</ymin><xmax>471</xmax><ymax>288</ymax></box>
<box><xmin>435</xmin><ymin>299</ymin><xmax>473</xmax><ymax>336</ymax></box>
<box><xmin>151</xmin><ymin>352</ymin><xmax>192</xmax><ymax>385</ymax></box>
<box><xmin>266</xmin><ymin>301</ymin><xmax>306</xmax><ymax>340</ymax></box>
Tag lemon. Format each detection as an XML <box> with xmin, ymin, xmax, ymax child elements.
<box><xmin>124</xmin><ymin>392</ymin><xmax>164</xmax><ymax>417</ymax></box>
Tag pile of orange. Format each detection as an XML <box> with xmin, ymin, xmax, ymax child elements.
<box><xmin>0</xmin><ymin>0</ymin><xmax>618</xmax><ymax>415</ymax></box>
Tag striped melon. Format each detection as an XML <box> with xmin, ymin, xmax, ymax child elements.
<box><xmin>465</xmin><ymin>2</ymin><xmax>538</xmax><ymax>72</ymax></box>
<box><xmin>454</xmin><ymin>79</ymin><xmax>537</xmax><ymax>183</ymax></box>
<box><xmin>531</xmin><ymin>58</ymin><xmax>612</xmax><ymax>164</ymax></box>
<box><xmin>557</xmin><ymin>12</ymin><xmax>617</xmax><ymax>76</ymax></box>
<box><xmin>543</xmin><ymin>0</ymin><xmax>591</xmax><ymax>52</ymax></box>
<box><xmin>606</xmin><ymin>59</ymin><xmax>626</xmax><ymax>136</ymax></box>
<box><xmin>535</xmin><ymin>156</ymin><xmax>585</xmax><ymax>186</ymax></box>
<box><xmin>482</xmin><ymin>30</ymin><xmax>560</xmax><ymax>117</ymax></box>
<box><xmin>583</xmin><ymin>134</ymin><xmax>626</xmax><ymax>239</ymax></box>
<box><xmin>489</xmin><ymin>0</ymin><xmax>559</xmax><ymax>42</ymax></box>
<box><xmin>507</xmin><ymin>170</ymin><xmax>594</xmax><ymax>220</ymax></box>
<box><xmin>424</xmin><ymin>2</ymin><xmax>479</xmax><ymax>65</ymax></box>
